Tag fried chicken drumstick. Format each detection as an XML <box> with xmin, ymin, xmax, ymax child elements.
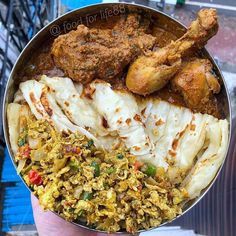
<box><xmin>171</xmin><ymin>58</ymin><xmax>220</xmax><ymax>111</ymax></box>
<box><xmin>126</xmin><ymin>9</ymin><xmax>219</xmax><ymax>95</ymax></box>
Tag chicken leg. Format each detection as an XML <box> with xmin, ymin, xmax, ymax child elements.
<box><xmin>126</xmin><ymin>9</ymin><xmax>219</xmax><ymax>96</ymax></box>
<box><xmin>171</xmin><ymin>58</ymin><xmax>220</xmax><ymax>110</ymax></box>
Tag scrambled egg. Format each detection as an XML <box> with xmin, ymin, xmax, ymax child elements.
<box><xmin>17</xmin><ymin>118</ymin><xmax>188</xmax><ymax>233</ymax></box>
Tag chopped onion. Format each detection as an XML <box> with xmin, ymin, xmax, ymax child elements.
<box><xmin>31</xmin><ymin>149</ymin><xmax>46</xmax><ymax>161</ymax></box>
<box><xmin>74</xmin><ymin>187</ymin><xmax>83</xmax><ymax>199</ymax></box>
<box><xmin>118</xmin><ymin>193</ymin><xmax>125</xmax><ymax>200</ymax></box>
<box><xmin>17</xmin><ymin>159</ymin><xmax>26</xmax><ymax>174</ymax></box>
<box><xmin>146</xmin><ymin>177</ymin><xmax>158</xmax><ymax>185</ymax></box>
<box><xmin>28</xmin><ymin>137</ymin><xmax>40</xmax><ymax>149</ymax></box>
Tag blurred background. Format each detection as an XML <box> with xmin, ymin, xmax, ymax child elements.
<box><xmin>0</xmin><ymin>0</ymin><xmax>235</xmax><ymax>235</ymax></box>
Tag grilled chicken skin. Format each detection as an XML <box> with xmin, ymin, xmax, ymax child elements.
<box><xmin>126</xmin><ymin>9</ymin><xmax>219</xmax><ymax>96</ymax></box>
<box><xmin>171</xmin><ymin>58</ymin><xmax>220</xmax><ymax>111</ymax></box>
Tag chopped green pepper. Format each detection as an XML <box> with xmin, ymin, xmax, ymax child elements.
<box><xmin>144</xmin><ymin>164</ymin><xmax>157</xmax><ymax>177</ymax></box>
<box><xmin>78</xmin><ymin>209</ymin><xmax>84</xmax><ymax>216</ymax></box>
<box><xmin>18</xmin><ymin>137</ymin><xmax>26</xmax><ymax>147</ymax></box>
<box><xmin>69</xmin><ymin>208</ymin><xmax>75</xmax><ymax>213</ymax></box>
<box><xmin>106</xmin><ymin>167</ymin><xmax>115</xmax><ymax>174</ymax></box>
<box><xmin>69</xmin><ymin>161</ymin><xmax>79</xmax><ymax>171</ymax></box>
<box><xmin>85</xmin><ymin>139</ymin><xmax>94</xmax><ymax>149</ymax></box>
<box><xmin>82</xmin><ymin>191</ymin><xmax>93</xmax><ymax>200</ymax></box>
<box><xmin>91</xmin><ymin>161</ymin><xmax>100</xmax><ymax>177</ymax></box>
<box><xmin>21</xmin><ymin>162</ymin><xmax>33</xmax><ymax>174</ymax></box>
<box><xmin>116</xmin><ymin>153</ymin><xmax>124</xmax><ymax>159</ymax></box>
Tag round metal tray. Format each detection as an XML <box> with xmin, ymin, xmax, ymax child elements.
<box><xmin>2</xmin><ymin>3</ymin><xmax>232</xmax><ymax>233</ymax></box>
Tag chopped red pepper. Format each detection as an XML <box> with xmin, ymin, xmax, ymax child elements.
<box><xmin>137</xmin><ymin>184</ymin><xmax>142</xmax><ymax>192</ymax></box>
<box><xmin>65</xmin><ymin>145</ymin><xmax>81</xmax><ymax>154</ymax></box>
<box><xmin>19</xmin><ymin>144</ymin><xmax>31</xmax><ymax>159</ymax></box>
<box><xmin>28</xmin><ymin>170</ymin><xmax>43</xmax><ymax>185</ymax></box>
<box><xmin>134</xmin><ymin>161</ymin><xmax>143</xmax><ymax>171</ymax></box>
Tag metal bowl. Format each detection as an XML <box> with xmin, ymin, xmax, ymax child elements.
<box><xmin>2</xmin><ymin>3</ymin><xmax>232</xmax><ymax>233</ymax></box>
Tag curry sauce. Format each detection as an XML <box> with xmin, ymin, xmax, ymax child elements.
<box><xmin>20</xmin><ymin>13</ymin><xmax>221</xmax><ymax>118</ymax></box>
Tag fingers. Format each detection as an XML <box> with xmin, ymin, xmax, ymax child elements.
<box><xmin>31</xmin><ymin>194</ymin><xmax>94</xmax><ymax>236</ymax></box>
<box><xmin>31</xmin><ymin>194</ymin><xmax>137</xmax><ymax>236</ymax></box>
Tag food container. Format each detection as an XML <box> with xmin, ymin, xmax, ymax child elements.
<box><xmin>2</xmin><ymin>3</ymin><xmax>232</xmax><ymax>233</ymax></box>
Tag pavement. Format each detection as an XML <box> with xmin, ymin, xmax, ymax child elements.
<box><xmin>171</xmin><ymin>3</ymin><xmax>236</xmax><ymax>73</ymax></box>
<box><xmin>188</xmin><ymin>0</ymin><xmax>236</xmax><ymax>7</ymax></box>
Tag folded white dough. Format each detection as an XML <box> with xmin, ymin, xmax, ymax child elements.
<box><xmin>139</xmin><ymin>98</ymin><xmax>229</xmax><ymax>191</ymax></box>
<box><xmin>40</xmin><ymin>75</ymin><xmax>108</xmax><ymax>136</ymax></box>
<box><xmin>140</xmin><ymin>99</ymin><xmax>194</xmax><ymax>171</ymax></box>
<box><xmin>165</xmin><ymin>113</ymin><xmax>210</xmax><ymax>182</ymax></box>
<box><xmin>144</xmin><ymin>99</ymin><xmax>171</xmax><ymax>144</ymax></box>
<box><xmin>139</xmin><ymin>99</ymin><xmax>170</xmax><ymax>169</ymax></box>
<box><xmin>7</xmin><ymin>103</ymin><xmax>21</xmax><ymax>154</ymax></box>
<box><xmin>88</xmin><ymin>80</ymin><xmax>153</xmax><ymax>157</ymax></box>
<box><xmin>7</xmin><ymin>104</ymin><xmax>32</xmax><ymax>154</ymax></box>
<box><xmin>13</xmin><ymin>89</ymin><xmax>25</xmax><ymax>103</ymax></box>
<box><xmin>183</xmin><ymin>119</ymin><xmax>228</xmax><ymax>199</ymax></box>
<box><xmin>15</xmin><ymin>77</ymin><xmax>229</xmax><ymax>200</ymax></box>
<box><xmin>19</xmin><ymin>80</ymin><xmax>98</xmax><ymax>143</ymax></box>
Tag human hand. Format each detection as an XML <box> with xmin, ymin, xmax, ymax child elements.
<box><xmin>31</xmin><ymin>194</ymin><xmax>136</xmax><ymax>236</ymax></box>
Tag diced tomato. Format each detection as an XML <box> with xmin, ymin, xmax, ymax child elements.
<box><xmin>76</xmin><ymin>147</ymin><xmax>81</xmax><ymax>154</ymax></box>
<box><xmin>137</xmin><ymin>184</ymin><xmax>142</xmax><ymax>192</ymax></box>
<box><xmin>65</xmin><ymin>145</ymin><xmax>81</xmax><ymax>154</ymax></box>
<box><xmin>19</xmin><ymin>144</ymin><xmax>31</xmax><ymax>159</ymax></box>
<box><xmin>28</xmin><ymin>170</ymin><xmax>43</xmax><ymax>185</ymax></box>
<box><xmin>134</xmin><ymin>161</ymin><xmax>143</xmax><ymax>171</ymax></box>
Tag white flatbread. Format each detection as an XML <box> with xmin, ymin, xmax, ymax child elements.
<box><xmin>20</xmin><ymin>80</ymin><xmax>98</xmax><ymax>143</ymax></box>
<box><xmin>40</xmin><ymin>75</ymin><xmax>108</xmax><ymax>136</ymax></box>
<box><xmin>7</xmin><ymin>103</ymin><xmax>21</xmax><ymax>154</ymax></box>
<box><xmin>89</xmin><ymin>80</ymin><xmax>153</xmax><ymax>157</ymax></box>
<box><xmin>183</xmin><ymin>119</ymin><xmax>229</xmax><ymax>199</ymax></box>
<box><xmin>144</xmin><ymin>99</ymin><xmax>171</xmax><ymax>144</ymax></box>
<box><xmin>13</xmin><ymin>89</ymin><xmax>25</xmax><ymax>103</ymax></box>
<box><xmin>15</xmin><ymin>76</ymin><xmax>229</xmax><ymax>200</ymax></box>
